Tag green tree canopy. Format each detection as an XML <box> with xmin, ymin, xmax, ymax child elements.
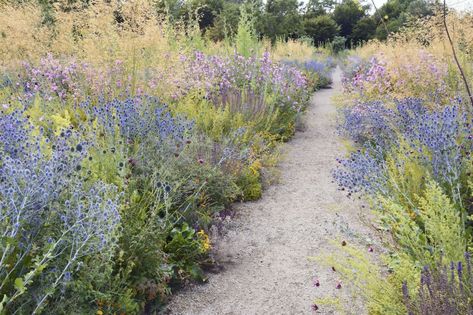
<box><xmin>303</xmin><ymin>14</ymin><xmax>339</xmax><ymax>45</ymax></box>
<box><xmin>261</xmin><ymin>0</ymin><xmax>303</xmax><ymax>42</ymax></box>
<box><xmin>304</xmin><ymin>0</ymin><xmax>336</xmax><ymax>18</ymax></box>
<box><xmin>351</xmin><ymin>16</ymin><xmax>377</xmax><ymax>44</ymax></box>
<box><xmin>333</xmin><ymin>0</ymin><xmax>366</xmax><ymax>45</ymax></box>
<box><xmin>205</xmin><ymin>2</ymin><xmax>241</xmax><ymax>41</ymax></box>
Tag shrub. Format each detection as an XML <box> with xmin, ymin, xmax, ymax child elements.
<box><xmin>331</xmin><ymin>36</ymin><xmax>346</xmax><ymax>54</ymax></box>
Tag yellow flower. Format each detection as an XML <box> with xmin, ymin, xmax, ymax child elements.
<box><xmin>197</xmin><ymin>229</ymin><xmax>211</xmax><ymax>252</ymax></box>
<box><xmin>249</xmin><ymin>160</ymin><xmax>262</xmax><ymax>176</ymax></box>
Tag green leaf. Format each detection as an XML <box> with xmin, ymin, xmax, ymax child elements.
<box><xmin>14</xmin><ymin>278</ymin><xmax>26</xmax><ymax>294</ymax></box>
<box><xmin>188</xmin><ymin>264</ymin><xmax>204</xmax><ymax>281</ymax></box>
<box><xmin>4</xmin><ymin>236</ymin><xmax>17</xmax><ymax>246</ymax></box>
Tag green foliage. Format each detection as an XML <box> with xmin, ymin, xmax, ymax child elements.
<box><xmin>206</xmin><ymin>2</ymin><xmax>240</xmax><ymax>41</ymax></box>
<box><xmin>327</xmin><ymin>97</ymin><xmax>471</xmax><ymax>313</ymax></box>
<box><xmin>305</xmin><ymin>0</ymin><xmax>336</xmax><ymax>18</ymax></box>
<box><xmin>303</xmin><ymin>15</ymin><xmax>340</xmax><ymax>45</ymax></box>
<box><xmin>236</xmin><ymin>161</ymin><xmax>263</xmax><ymax>201</ymax></box>
<box><xmin>417</xmin><ymin>183</ymin><xmax>466</xmax><ymax>260</ymax></box>
<box><xmin>261</xmin><ymin>0</ymin><xmax>303</xmax><ymax>43</ymax></box>
<box><xmin>330</xmin><ymin>36</ymin><xmax>346</xmax><ymax>54</ymax></box>
<box><xmin>155</xmin><ymin>0</ymin><xmax>186</xmax><ymax>21</ymax></box>
<box><xmin>332</xmin><ymin>0</ymin><xmax>366</xmax><ymax>46</ymax></box>
<box><xmin>323</xmin><ymin>178</ymin><xmax>468</xmax><ymax>313</ymax></box>
<box><xmin>379</xmin><ymin>180</ymin><xmax>466</xmax><ymax>264</ymax></box>
<box><xmin>192</xmin><ymin>0</ymin><xmax>224</xmax><ymax>31</ymax></box>
<box><xmin>371</xmin><ymin>0</ymin><xmax>435</xmax><ymax>40</ymax></box>
<box><xmin>11</xmin><ymin>0</ymin><xmax>439</xmax><ymax>46</ymax></box>
<box><xmin>236</xmin><ymin>3</ymin><xmax>259</xmax><ymax>58</ymax></box>
<box><xmin>172</xmin><ymin>92</ymin><xmax>246</xmax><ymax>140</ymax></box>
<box><xmin>0</xmin><ymin>0</ymin><xmax>317</xmax><ymax>312</ymax></box>
<box><xmin>315</xmin><ymin>243</ymin><xmax>414</xmax><ymax>315</ymax></box>
<box><xmin>164</xmin><ymin>223</ymin><xmax>206</xmax><ymax>281</ymax></box>
<box><xmin>351</xmin><ymin>17</ymin><xmax>377</xmax><ymax>45</ymax></box>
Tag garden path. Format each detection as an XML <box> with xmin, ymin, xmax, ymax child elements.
<box><xmin>166</xmin><ymin>67</ymin><xmax>373</xmax><ymax>315</ymax></box>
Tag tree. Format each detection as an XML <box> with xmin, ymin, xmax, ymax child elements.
<box><xmin>373</xmin><ymin>0</ymin><xmax>435</xmax><ymax>40</ymax></box>
<box><xmin>331</xmin><ymin>35</ymin><xmax>346</xmax><ymax>53</ymax></box>
<box><xmin>333</xmin><ymin>0</ymin><xmax>366</xmax><ymax>45</ymax></box>
<box><xmin>303</xmin><ymin>15</ymin><xmax>339</xmax><ymax>45</ymax></box>
<box><xmin>261</xmin><ymin>0</ymin><xmax>303</xmax><ymax>42</ymax></box>
<box><xmin>304</xmin><ymin>0</ymin><xmax>336</xmax><ymax>18</ymax></box>
<box><xmin>155</xmin><ymin>0</ymin><xmax>186</xmax><ymax>21</ymax></box>
<box><xmin>351</xmin><ymin>16</ymin><xmax>376</xmax><ymax>44</ymax></box>
<box><xmin>206</xmin><ymin>2</ymin><xmax>241</xmax><ymax>41</ymax></box>
<box><xmin>406</xmin><ymin>0</ymin><xmax>434</xmax><ymax>17</ymax></box>
<box><xmin>178</xmin><ymin>0</ymin><xmax>224</xmax><ymax>32</ymax></box>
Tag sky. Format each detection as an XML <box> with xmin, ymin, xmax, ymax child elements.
<box><xmin>370</xmin><ymin>0</ymin><xmax>473</xmax><ymax>11</ymax></box>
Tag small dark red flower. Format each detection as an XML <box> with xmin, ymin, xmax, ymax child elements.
<box><xmin>368</xmin><ymin>246</ymin><xmax>374</xmax><ymax>252</ymax></box>
<box><xmin>311</xmin><ymin>304</ymin><xmax>319</xmax><ymax>311</ymax></box>
<box><xmin>336</xmin><ymin>281</ymin><xmax>342</xmax><ymax>289</ymax></box>
<box><xmin>198</xmin><ymin>159</ymin><xmax>204</xmax><ymax>164</ymax></box>
<box><xmin>313</xmin><ymin>278</ymin><xmax>320</xmax><ymax>287</ymax></box>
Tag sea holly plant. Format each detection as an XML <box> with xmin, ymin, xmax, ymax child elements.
<box><xmin>0</xmin><ymin>111</ymin><xmax>121</xmax><ymax>314</ymax></box>
<box><xmin>334</xmin><ymin>98</ymin><xmax>472</xmax><ymax>202</ymax></box>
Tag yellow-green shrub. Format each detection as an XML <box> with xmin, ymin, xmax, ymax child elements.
<box><xmin>322</xmin><ymin>180</ymin><xmax>468</xmax><ymax>314</ymax></box>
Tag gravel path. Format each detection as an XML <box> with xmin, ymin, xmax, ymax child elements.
<box><xmin>166</xmin><ymin>67</ymin><xmax>372</xmax><ymax>315</ymax></box>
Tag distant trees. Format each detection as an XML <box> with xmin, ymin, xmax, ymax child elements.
<box><xmin>303</xmin><ymin>15</ymin><xmax>339</xmax><ymax>44</ymax></box>
<box><xmin>192</xmin><ymin>0</ymin><xmax>224</xmax><ymax>30</ymax></box>
<box><xmin>305</xmin><ymin>0</ymin><xmax>336</xmax><ymax>18</ymax></box>
<box><xmin>261</xmin><ymin>0</ymin><xmax>303</xmax><ymax>42</ymax></box>
<box><xmin>372</xmin><ymin>0</ymin><xmax>435</xmax><ymax>39</ymax></box>
<box><xmin>351</xmin><ymin>17</ymin><xmax>377</xmax><ymax>44</ymax></box>
<box><xmin>206</xmin><ymin>2</ymin><xmax>241</xmax><ymax>40</ymax></box>
<box><xmin>31</xmin><ymin>0</ymin><xmax>440</xmax><ymax>48</ymax></box>
<box><xmin>333</xmin><ymin>0</ymin><xmax>367</xmax><ymax>46</ymax></box>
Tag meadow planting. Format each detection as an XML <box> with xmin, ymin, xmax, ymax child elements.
<box><xmin>0</xmin><ymin>1</ymin><xmax>336</xmax><ymax>313</ymax></box>
<box><xmin>327</xmin><ymin>10</ymin><xmax>473</xmax><ymax>314</ymax></box>
<box><xmin>2</xmin><ymin>0</ymin><xmax>473</xmax><ymax>313</ymax></box>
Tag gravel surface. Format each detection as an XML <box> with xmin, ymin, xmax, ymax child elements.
<box><xmin>166</xmin><ymin>67</ymin><xmax>374</xmax><ymax>315</ymax></box>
